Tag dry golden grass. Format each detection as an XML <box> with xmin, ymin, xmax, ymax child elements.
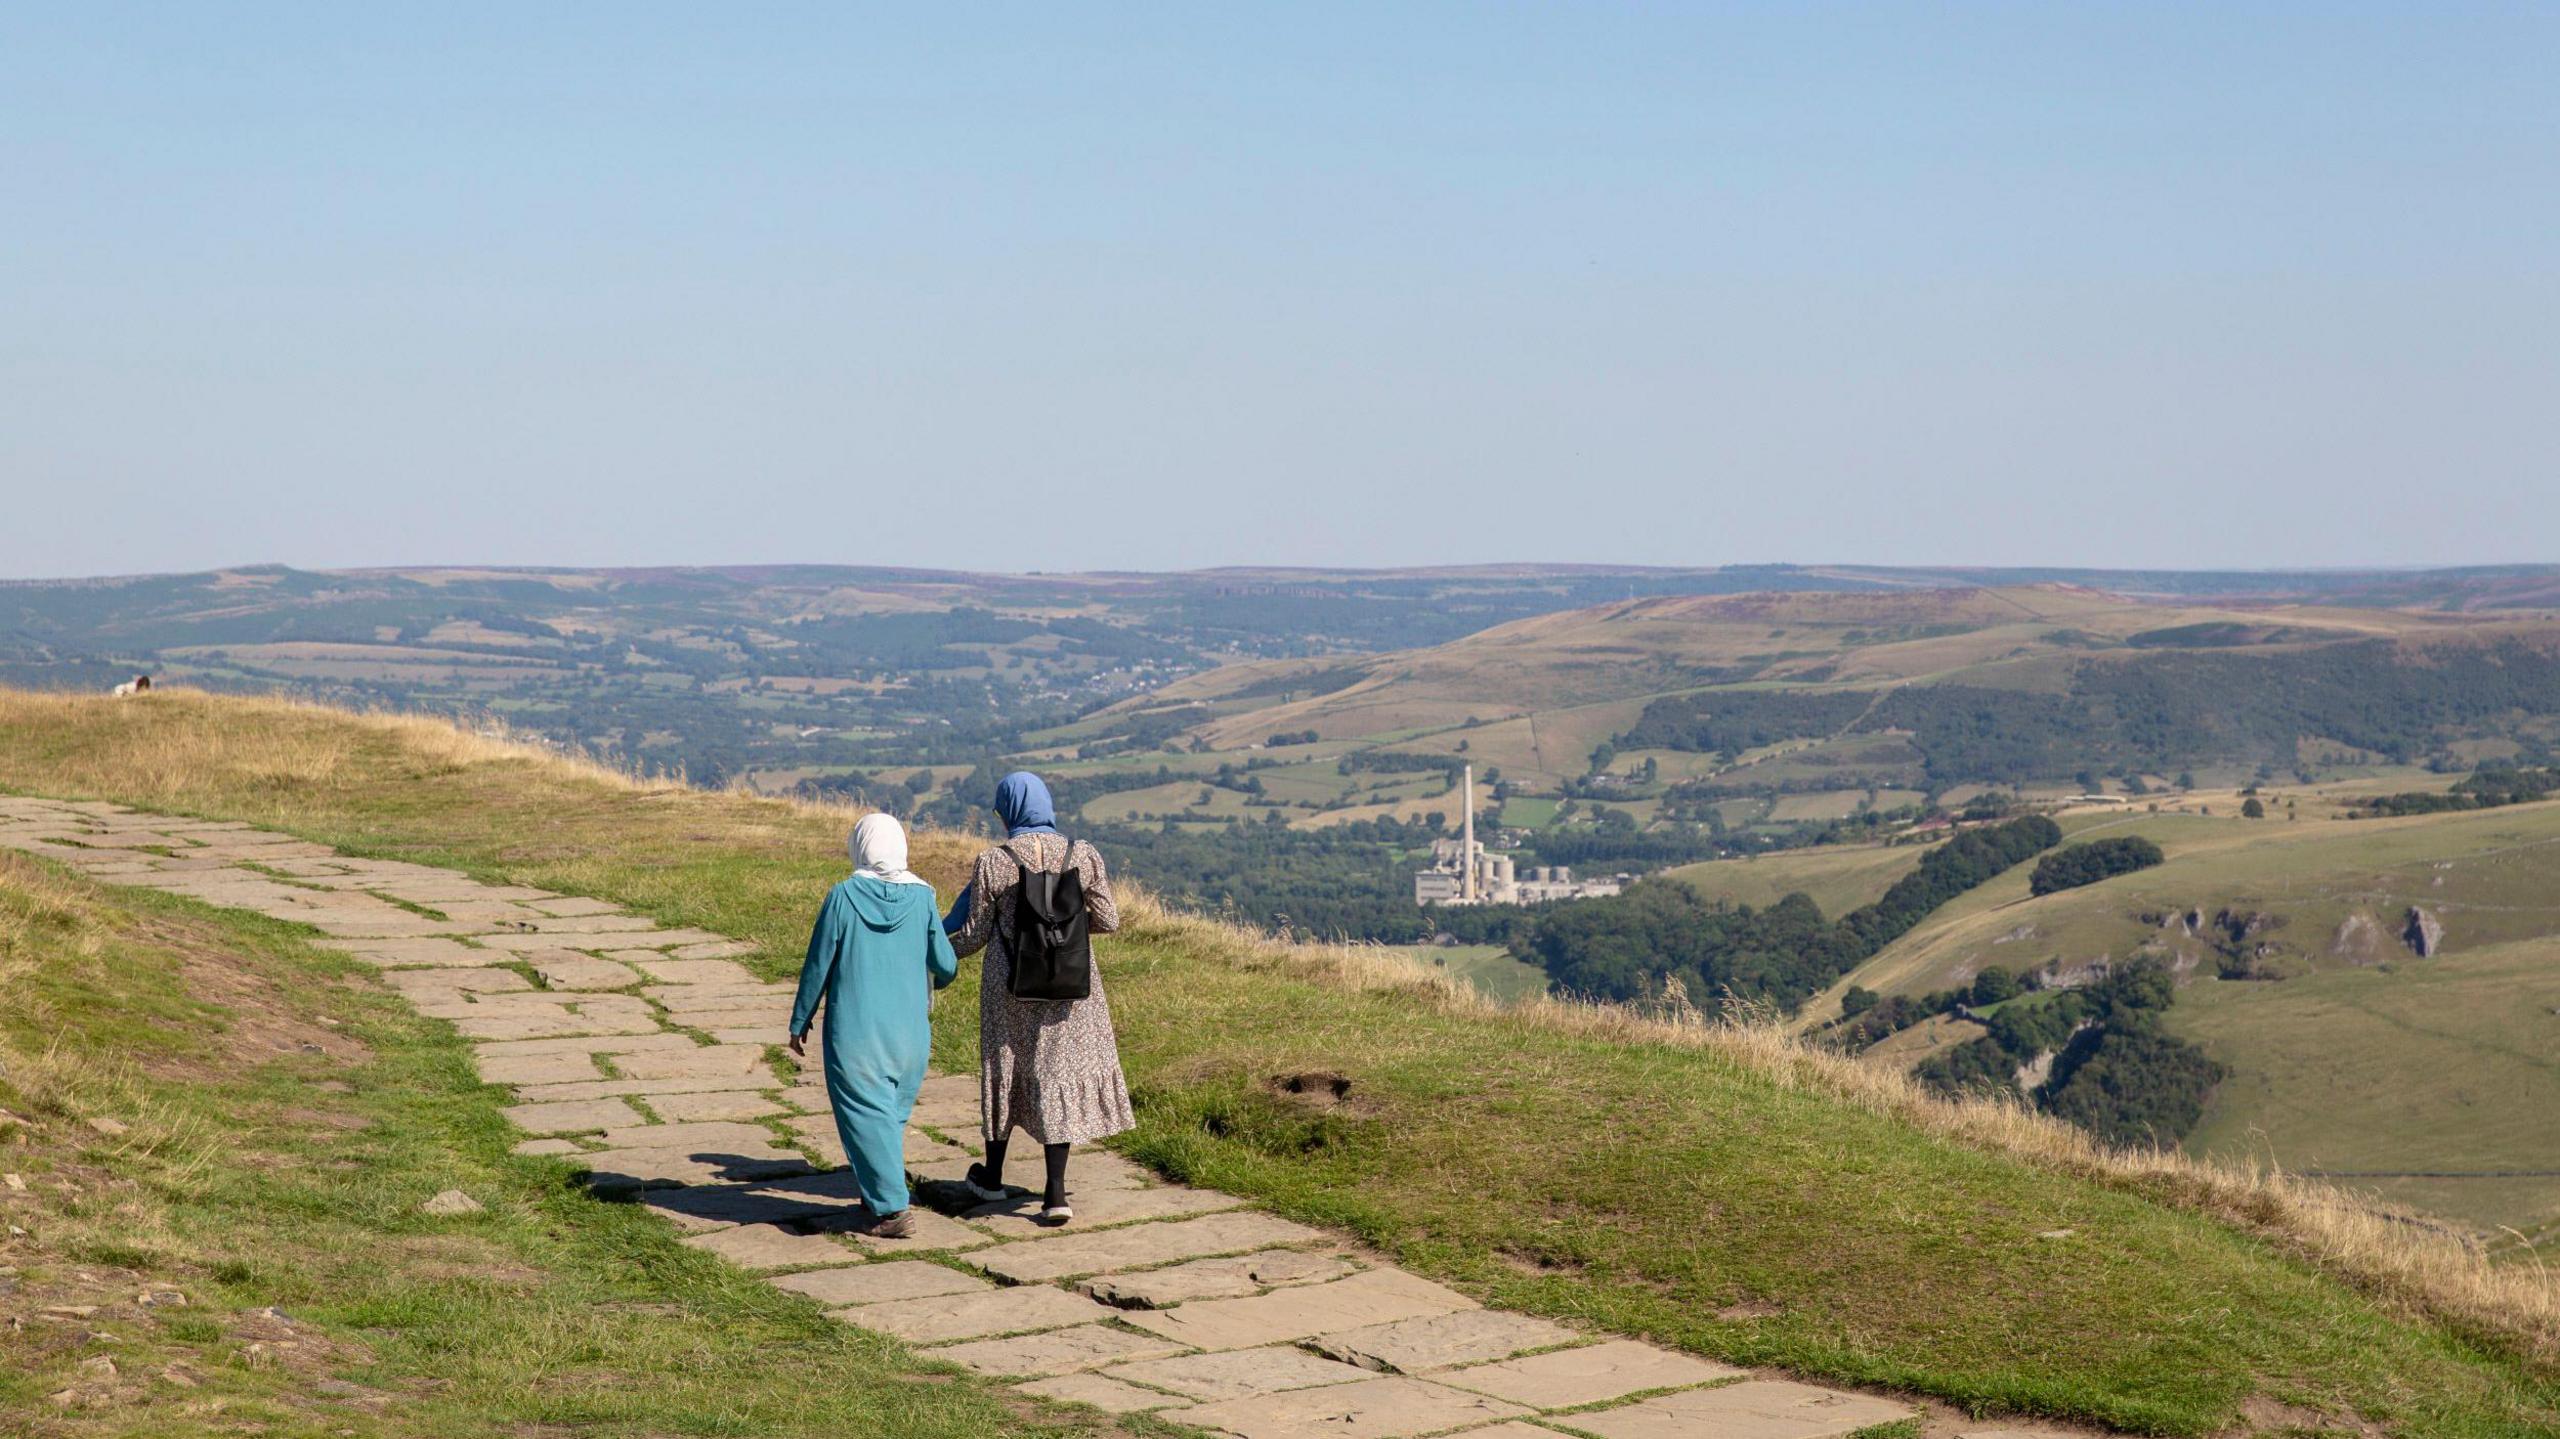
<box><xmin>1130</xmin><ymin>898</ymin><xmax>2559</xmax><ymax>1364</ymax></box>
<box><xmin>6</xmin><ymin>686</ymin><xmax>2554</xmax><ymax>1366</ymax></box>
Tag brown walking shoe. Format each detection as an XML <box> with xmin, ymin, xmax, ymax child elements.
<box><xmin>861</xmin><ymin>1208</ymin><xmax>917</xmax><ymax>1239</ymax></box>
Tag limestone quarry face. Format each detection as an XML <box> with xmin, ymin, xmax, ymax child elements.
<box><xmin>2332</xmin><ymin>912</ymin><xmax>2385</xmax><ymax>966</ymax></box>
<box><xmin>2405</xmin><ymin>906</ymin><xmax>2447</xmax><ymax>958</ymax></box>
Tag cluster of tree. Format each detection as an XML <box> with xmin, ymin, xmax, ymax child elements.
<box><xmin>1830</xmin><ymin>966</ymin><xmax>2026</xmax><ymax>1050</ymax></box>
<box><xmin>1516</xmin><ymin>824</ymin><xmax>1733</xmax><ymax>873</ymax></box>
<box><xmin>2359</xmin><ymin>764</ymin><xmax>2560</xmax><ymax>817</ymax></box>
<box><xmin>1519</xmin><ymin>816</ymin><xmax>2062</xmax><ymax>1014</ymax></box>
<box><xmin>1613</xmin><ymin>639</ymin><xmax>2560</xmax><ymax>784</ymax></box>
<box><xmin>1915</xmin><ymin>961</ymin><xmax>2224</xmax><ymax>1149</ymax></box>
<box><xmin>1266</xmin><ymin>730</ymin><xmax>1321</xmax><ymax>746</ymax></box>
<box><xmin>1843</xmin><ymin>816</ymin><xmax>2064</xmax><ymax>949</ymax></box>
<box><xmin>1337</xmin><ymin>751</ymin><xmax>1468</xmax><ymax>778</ymax></box>
<box><xmin>2027</xmin><ymin>836</ymin><xmax>2166</xmax><ymax>896</ymax></box>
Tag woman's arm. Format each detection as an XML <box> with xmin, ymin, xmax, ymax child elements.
<box><xmin>946</xmin><ymin>853</ymin><xmax>1001</xmax><ymax>958</ymax></box>
<box><xmin>1079</xmin><ymin>843</ymin><xmax>1121</xmax><ymax>935</ymax></box>
<box><xmin>788</xmin><ymin>890</ymin><xmax>841</xmax><ymax>1043</ymax></box>
<box><xmin>926</xmin><ymin>915</ymin><xmax>960</xmax><ymax>990</ymax></box>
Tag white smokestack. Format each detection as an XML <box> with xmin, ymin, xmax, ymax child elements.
<box><xmin>1461</xmin><ymin>763</ymin><xmax>1477</xmax><ymax>902</ymax></box>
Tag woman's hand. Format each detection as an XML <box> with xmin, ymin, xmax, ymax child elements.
<box><xmin>786</xmin><ymin>1030</ymin><xmax>808</xmax><ymax>1059</ymax></box>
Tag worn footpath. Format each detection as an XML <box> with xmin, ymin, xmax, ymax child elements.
<box><xmin>0</xmin><ymin>794</ymin><xmax>2069</xmax><ymax>1439</ymax></box>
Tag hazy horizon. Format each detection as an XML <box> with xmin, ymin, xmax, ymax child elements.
<box><xmin>6</xmin><ymin>5</ymin><xmax>2555</xmax><ymax>579</ymax></box>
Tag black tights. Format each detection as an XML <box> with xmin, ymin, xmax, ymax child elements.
<box><xmin>981</xmin><ymin>1137</ymin><xmax>1070</xmax><ymax>1206</ymax></box>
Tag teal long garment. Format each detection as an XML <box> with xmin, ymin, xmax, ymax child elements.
<box><xmin>789</xmin><ymin>874</ymin><xmax>959</xmax><ymax>1215</ymax></box>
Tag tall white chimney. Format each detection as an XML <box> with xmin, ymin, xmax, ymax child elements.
<box><xmin>1461</xmin><ymin>763</ymin><xmax>1477</xmax><ymax>902</ymax></box>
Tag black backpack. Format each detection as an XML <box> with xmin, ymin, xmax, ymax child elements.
<box><xmin>1006</xmin><ymin>839</ymin><xmax>1093</xmax><ymax>1001</ymax></box>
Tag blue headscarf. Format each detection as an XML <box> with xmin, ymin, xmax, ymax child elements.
<box><xmin>994</xmin><ymin>771</ymin><xmax>1058</xmax><ymax>837</ymax></box>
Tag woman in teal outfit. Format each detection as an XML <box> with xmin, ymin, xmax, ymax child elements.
<box><xmin>788</xmin><ymin>813</ymin><xmax>958</xmax><ymax>1238</ymax></box>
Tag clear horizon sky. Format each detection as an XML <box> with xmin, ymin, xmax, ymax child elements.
<box><xmin>4</xmin><ymin>5</ymin><xmax>2555</xmax><ymax>581</ymax></box>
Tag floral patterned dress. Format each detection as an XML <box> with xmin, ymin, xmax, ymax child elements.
<box><xmin>947</xmin><ymin>833</ymin><xmax>1135</xmax><ymax>1146</ymax></box>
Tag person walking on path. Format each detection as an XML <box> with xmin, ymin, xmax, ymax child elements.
<box><xmin>943</xmin><ymin>770</ymin><xmax>1133</xmax><ymax>1224</ymax></box>
<box><xmin>789</xmin><ymin>813</ymin><xmax>958</xmax><ymax>1239</ymax></box>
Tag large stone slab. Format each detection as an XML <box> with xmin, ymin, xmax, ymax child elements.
<box><xmin>1443</xmin><ymin>1339</ymin><xmax>1743</xmax><ymax>1409</ymax></box>
<box><xmin>1120</xmin><ymin>1270</ymin><xmax>1475</xmax><ymax>1353</ymax></box>
<box><xmin>1573</xmin><ymin>1380</ymin><xmax>1916</xmax><ymax>1439</ymax></box>
<box><xmin>653</xmin><ymin>984</ymin><xmax>794</xmax><ymax>1013</ymax></box>
<box><xmin>1309</xmin><ymin>1310</ymin><xmax>1582</xmax><ymax>1375</ymax></box>
<box><xmin>1079</xmin><ymin>1249</ymin><xmax>1352</xmax><ymax>1309</ymax></box>
<box><xmin>467</xmin><ymin>930</ymin><xmax>610</xmax><ymax>953</ymax></box>
<box><xmin>1178</xmin><ymin>1376</ymin><xmax>1529</xmax><ymax>1439</ymax></box>
<box><xmin>962</xmin><ymin>1184</ymin><xmax>1241</xmax><ymax>1238</ymax></box>
<box><xmin>1104</xmin><ymin>1346</ymin><xmax>1376</xmax><ymax>1403</ymax></box>
<box><xmin>579</xmin><ymin>1145</ymin><xmax>810</xmax><ymax>1191</ymax></box>
<box><xmin>501</xmin><ymin>1074</ymin><xmax>781</xmax><ymax>1103</ymax></box>
<box><xmin>590</xmin><ymin>928</ymin><xmax>734</xmax><ymax>950</ymax></box>
<box><xmin>650</xmin><ymin>1090</ymin><xmax>785</xmax><ymax>1122</ymax></box>
<box><xmin>932</xmin><ymin>1324</ymin><xmax>1191</xmax><ymax>1378</ymax></box>
<box><xmin>969</xmin><ymin>1212</ymin><xmax>1328</xmax><ymax>1284</ymax></box>
<box><xmin>475</xmin><ymin>1052</ymin><xmax>608</xmax><ymax>1087</ymax></box>
<box><xmin>664</xmin><ymin>1006</ymin><xmax>787</xmax><ymax>1034</ymax></box>
<box><xmin>614</xmin><ymin>1044</ymin><xmax>769</xmax><ymax>1080</ymax></box>
<box><xmin>532</xmin><ymin>953</ymin><xmax>643</xmax><ymax>990</ymax></box>
<box><xmin>682</xmin><ymin>1223</ymin><xmax>862</xmax><ymax>1272</ymax></box>
<box><xmin>383</xmin><ymin>968</ymin><xmax>532</xmax><ymax>1003</ymax></box>
<box><xmin>1012</xmin><ymin>1373</ymin><xmax>1191</xmax><ymax>1415</ymax></box>
<box><xmin>629</xmin><ymin>958</ymin><xmax>762</xmax><ymax>986</ymax></box>
<box><xmin>523</xmin><ymin>913</ymin><xmax>665</xmax><ymax>935</ymax></box>
<box><xmin>641</xmin><ymin>980</ymin><xmax>787</xmax><ymax>1006</ymax></box>
<box><xmin>839</xmin><ymin>1286</ymin><xmax>1119</xmax><ymax>1344</ymax></box>
<box><xmin>502</xmin><ymin>1097</ymin><xmax>646</xmax><ymax>1135</ymax></box>
<box><xmin>315</xmin><ymin>937</ymin><xmax>503</xmax><ymax>968</ymax></box>
<box><xmin>594</xmin><ymin>1120</ymin><xmax>786</xmax><ymax>1152</ymax></box>
<box><xmin>452</xmin><ymin>1003</ymin><xmax>660</xmax><ymax>1041</ymax></box>
<box><xmin>635</xmin><ymin>1171</ymin><xmax>870</xmax><ymax>1232</ymax></box>
<box><xmin>472</xmin><ymin>1031</ymin><xmax>698</xmax><ymax>1060</ymax></box>
<box><xmin>767</xmin><ymin>1261</ymin><xmax>990</xmax><ymax>1308</ymax></box>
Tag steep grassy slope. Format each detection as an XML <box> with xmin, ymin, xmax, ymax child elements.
<box><xmin>1670</xmin><ymin>842</ymin><xmax>1931</xmax><ymax>918</ymax></box>
<box><xmin>1830</xmin><ymin>801</ymin><xmax>2560</xmax><ymax>1239</ymax></box>
<box><xmin>1</xmin><ymin>690</ymin><xmax>2556</xmax><ymax>1437</ymax></box>
<box><xmin>0</xmin><ymin>849</ymin><xmax>1114</xmax><ymax>1437</ymax></box>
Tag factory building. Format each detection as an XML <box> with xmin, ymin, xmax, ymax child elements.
<box><xmin>1414</xmin><ymin>765</ymin><xmax>1625</xmax><ymax>907</ymax></box>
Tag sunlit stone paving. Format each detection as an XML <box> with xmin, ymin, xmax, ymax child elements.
<box><xmin>0</xmin><ymin>794</ymin><xmax>2084</xmax><ymax>1438</ymax></box>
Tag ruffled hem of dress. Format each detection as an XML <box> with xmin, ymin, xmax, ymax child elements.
<box><xmin>983</xmin><ymin>1071</ymin><xmax>1136</xmax><ymax>1146</ymax></box>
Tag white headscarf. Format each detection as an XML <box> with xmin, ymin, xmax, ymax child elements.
<box><xmin>848</xmin><ymin>813</ymin><xmax>929</xmax><ymax>888</ymax></box>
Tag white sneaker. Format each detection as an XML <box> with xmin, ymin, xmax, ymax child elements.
<box><xmin>1038</xmin><ymin>1201</ymin><xmax>1073</xmax><ymax>1225</ymax></box>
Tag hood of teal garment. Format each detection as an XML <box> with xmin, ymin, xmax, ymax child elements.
<box><xmin>837</xmin><ymin>873</ymin><xmax>938</xmax><ymax>932</ymax></box>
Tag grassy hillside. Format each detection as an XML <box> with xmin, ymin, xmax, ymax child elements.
<box><xmin>1</xmin><ymin>690</ymin><xmax>2556</xmax><ymax>1437</ymax></box>
<box><xmin>1828</xmin><ymin>797</ymin><xmax>2560</xmax><ymax>1240</ymax></box>
<box><xmin>1670</xmin><ymin>842</ymin><xmax>1930</xmax><ymax>917</ymax></box>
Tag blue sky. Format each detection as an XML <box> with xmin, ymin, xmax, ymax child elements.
<box><xmin>3</xmin><ymin>4</ymin><xmax>2553</xmax><ymax>577</ymax></box>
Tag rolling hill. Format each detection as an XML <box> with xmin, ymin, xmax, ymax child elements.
<box><xmin>1070</xmin><ymin>585</ymin><xmax>2560</xmax><ymax>828</ymax></box>
<box><xmin>1804</xmin><ymin>789</ymin><xmax>2560</xmax><ymax>1242</ymax></box>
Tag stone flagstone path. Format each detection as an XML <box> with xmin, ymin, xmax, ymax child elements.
<box><xmin>1</xmin><ymin>794</ymin><xmax>2071</xmax><ymax>1439</ymax></box>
